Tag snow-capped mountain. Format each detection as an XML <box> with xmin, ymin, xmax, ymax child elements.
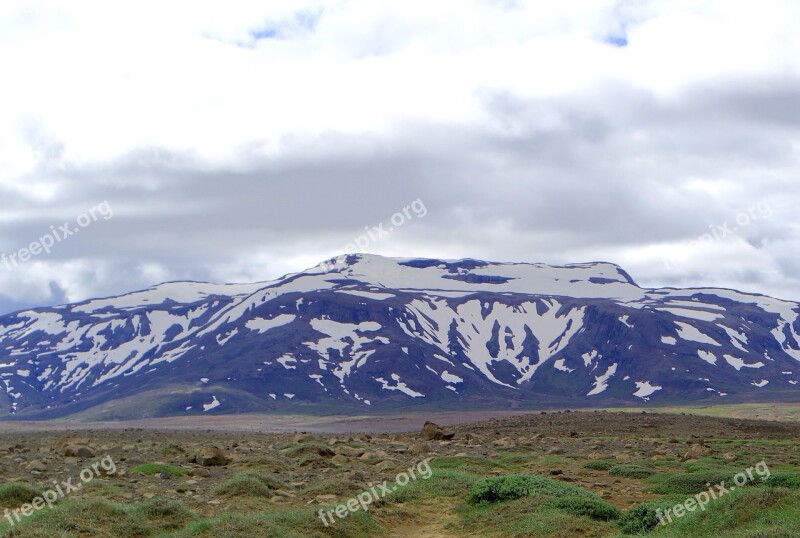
<box><xmin>1</xmin><ymin>254</ymin><xmax>799</xmax><ymax>419</ymax></box>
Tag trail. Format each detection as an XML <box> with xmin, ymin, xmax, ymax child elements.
<box><xmin>385</xmin><ymin>499</ymin><xmax>460</xmax><ymax>538</ymax></box>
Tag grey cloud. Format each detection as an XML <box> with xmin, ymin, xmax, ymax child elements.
<box><xmin>2</xmin><ymin>74</ymin><xmax>800</xmax><ymax>313</ymax></box>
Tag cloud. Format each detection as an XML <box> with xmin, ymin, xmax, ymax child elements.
<box><xmin>0</xmin><ymin>0</ymin><xmax>799</xmax><ymax>312</ymax></box>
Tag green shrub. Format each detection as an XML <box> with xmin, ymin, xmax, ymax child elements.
<box><xmin>608</xmin><ymin>465</ymin><xmax>654</xmax><ymax>479</ymax></box>
<box><xmin>619</xmin><ymin>498</ymin><xmax>676</xmax><ymax>534</ymax></box>
<box><xmin>212</xmin><ymin>473</ymin><xmax>282</xmax><ymax>498</ymax></box>
<box><xmin>301</xmin><ymin>477</ymin><xmax>362</xmax><ymax>498</ymax></box>
<box><xmin>281</xmin><ymin>443</ymin><xmax>334</xmax><ymax>459</ymax></box>
<box><xmin>377</xmin><ymin>468</ymin><xmax>478</xmax><ymax>505</ymax></box>
<box><xmin>129</xmin><ymin>498</ymin><xmax>195</xmax><ymax>531</ymax></box>
<box><xmin>765</xmin><ymin>473</ymin><xmax>800</xmax><ymax>489</ymax></box>
<box><xmin>546</xmin><ymin>496</ymin><xmax>622</xmax><ymax>521</ymax></box>
<box><xmin>467</xmin><ymin>474</ymin><xmax>598</xmax><ymax>504</ymax></box>
<box><xmin>0</xmin><ymin>483</ymin><xmax>42</xmax><ymax>506</ymax></box>
<box><xmin>650</xmin><ymin>471</ymin><xmax>733</xmax><ymax>494</ymax></box>
<box><xmin>158</xmin><ymin>443</ymin><xmax>187</xmax><ymax>456</ymax></box>
<box><xmin>583</xmin><ymin>459</ymin><xmax>617</xmax><ymax>471</ymax></box>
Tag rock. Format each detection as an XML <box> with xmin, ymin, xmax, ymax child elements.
<box><xmin>52</xmin><ymin>436</ymin><xmax>88</xmax><ymax>451</ymax></box>
<box><xmin>408</xmin><ymin>442</ymin><xmax>431</xmax><ymax>455</ymax></box>
<box><xmin>682</xmin><ymin>444</ymin><xmax>711</xmax><ymax>461</ymax></box>
<box><xmin>331</xmin><ymin>454</ymin><xmax>349</xmax><ymax>465</ymax></box>
<box><xmin>420</xmin><ymin>421</ymin><xmax>455</xmax><ymax>441</ymax></box>
<box><xmin>190</xmin><ymin>468</ymin><xmax>212</xmax><ymax>477</ymax></box>
<box><xmin>54</xmin><ymin>436</ymin><xmax>95</xmax><ymax>459</ymax></box>
<box><xmin>195</xmin><ymin>447</ymin><xmax>228</xmax><ymax>467</ymax></box>
<box><xmin>63</xmin><ymin>445</ymin><xmax>95</xmax><ymax>458</ymax></box>
<box><xmin>26</xmin><ymin>460</ymin><xmax>48</xmax><ymax>473</ymax></box>
<box><xmin>375</xmin><ymin>460</ymin><xmax>394</xmax><ymax>471</ymax></box>
<box><xmin>294</xmin><ymin>433</ymin><xmax>314</xmax><ymax>443</ymax></box>
<box><xmin>337</xmin><ymin>446</ymin><xmax>366</xmax><ymax>458</ymax></box>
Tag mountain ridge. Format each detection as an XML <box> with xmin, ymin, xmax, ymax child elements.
<box><xmin>1</xmin><ymin>254</ymin><xmax>799</xmax><ymax>419</ymax></box>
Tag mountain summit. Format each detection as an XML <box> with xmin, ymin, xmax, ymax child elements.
<box><xmin>1</xmin><ymin>254</ymin><xmax>799</xmax><ymax>419</ymax></box>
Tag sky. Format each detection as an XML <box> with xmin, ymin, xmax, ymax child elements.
<box><xmin>1</xmin><ymin>0</ymin><xmax>799</xmax><ymax>314</ymax></box>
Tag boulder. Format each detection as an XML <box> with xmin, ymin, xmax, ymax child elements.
<box><xmin>26</xmin><ymin>460</ymin><xmax>48</xmax><ymax>473</ymax></box>
<box><xmin>420</xmin><ymin>421</ymin><xmax>455</xmax><ymax>441</ymax></box>
<box><xmin>194</xmin><ymin>447</ymin><xmax>228</xmax><ymax>467</ymax></box>
<box><xmin>63</xmin><ymin>445</ymin><xmax>96</xmax><ymax>458</ymax></box>
<box><xmin>190</xmin><ymin>467</ymin><xmax>212</xmax><ymax>477</ymax></box>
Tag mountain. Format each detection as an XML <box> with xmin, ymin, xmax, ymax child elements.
<box><xmin>1</xmin><ymin>254</ymin><xmax>799</xmax><ymax>419</ymax></box>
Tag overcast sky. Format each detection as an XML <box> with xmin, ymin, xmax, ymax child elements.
<box><xmin>1</xmin><ymin>0</ymin><xmax>799</xmax><ymax>314</ymax></box>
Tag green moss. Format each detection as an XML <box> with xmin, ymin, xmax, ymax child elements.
<box><xmin>130</xmin><ymin>463</ymin><xmax>189</xmax><ymax>477</ymax></box>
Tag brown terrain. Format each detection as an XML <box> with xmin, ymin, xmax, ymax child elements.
<box><xmin>1</xmin><ymin>408</ymin><xmax>799</xmax><ymax>536</ymax></box>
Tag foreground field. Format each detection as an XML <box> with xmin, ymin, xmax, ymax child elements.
<box><xmin>2</xmin><ymin>410</ymin><xmax>800</xmax><ymax>537</ymax></box>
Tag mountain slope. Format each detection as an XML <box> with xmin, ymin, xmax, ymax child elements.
<box><xmin>1</xmin><ymin>254</ymin><xmax>799</xmax><ymax>419</ymax></box>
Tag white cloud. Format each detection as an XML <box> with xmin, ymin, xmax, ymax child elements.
<box><xmin>1</xmin><ymin>0</ymin><xmax>799</xmax><ymax>309</ymax></box>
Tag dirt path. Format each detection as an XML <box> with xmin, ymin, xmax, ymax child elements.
<box><xmin>385</xmin><ymin>499</ymin><xmax>461</xmax><ymax>538</ymax></box>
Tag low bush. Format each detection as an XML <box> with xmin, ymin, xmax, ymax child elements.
<box><xmin>650</xmin><ymin>471</ymin><xmax>733</xmax><ymax>495</ymax></box>
<box><xmin>212</xmin><ymin>472</ymin><xmax>282</xmax><ymax>498</ymax></box>
<box><xmin>0</xmin><ymin>483</ymin><xmax>42</xmax><ymax>506</ymax></box>
<box><xmin>618</xmin><ymin>498</ymin><xmax>677</xmax><ymax>534</ymax></box>
<box><xmin>467</xmin><ymin>474</ymin><xmax>599</xmax><ymax>504</ymax></box>
<box><xmin>765</xmin><ymin>473</ymin><xmax>800</xmax><ymax>489</ymax></box>
<box><xmin>608</xmin><ymin>464</ymin><xmax>654</xmax><ymax>479</ymax></box>
<box><xmin>546</xmin><ymin>496</ymin><xmax>621</xmax><ymax>521</ymax></box>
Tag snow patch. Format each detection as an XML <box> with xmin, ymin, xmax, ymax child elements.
<box><xmin>587</xmin><ymin>363</ymin><xmax>617</xmax><ymax>396</ymax></box>
<box><xmin>697</xmin><ymin>350</ymin><xmax>717</xmax><ymax>365</ymax></box>
<box><xmin>724</xmin><ymin>354</ymin><xmax>764</xmax><ymax>371</ymax></box>
<box><xmin>633</xmin><ymin>381</ymin><xmax>662</xmax><ymax>400</ymax></box>
<box><xmin>202</xmin><ymin>396</ymin><xmax>220</xmax><ymax>412</ymax></box>
<box><xmin>245</xmin><ymin>314</ymin><xmax>296</xmax><ymax>334</ymax></box>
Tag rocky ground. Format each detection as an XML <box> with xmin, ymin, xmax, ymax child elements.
<box><xmin>1</xmin><ymin>409</ymin><xmax>800</xmax><ymax>537</ymax></box>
